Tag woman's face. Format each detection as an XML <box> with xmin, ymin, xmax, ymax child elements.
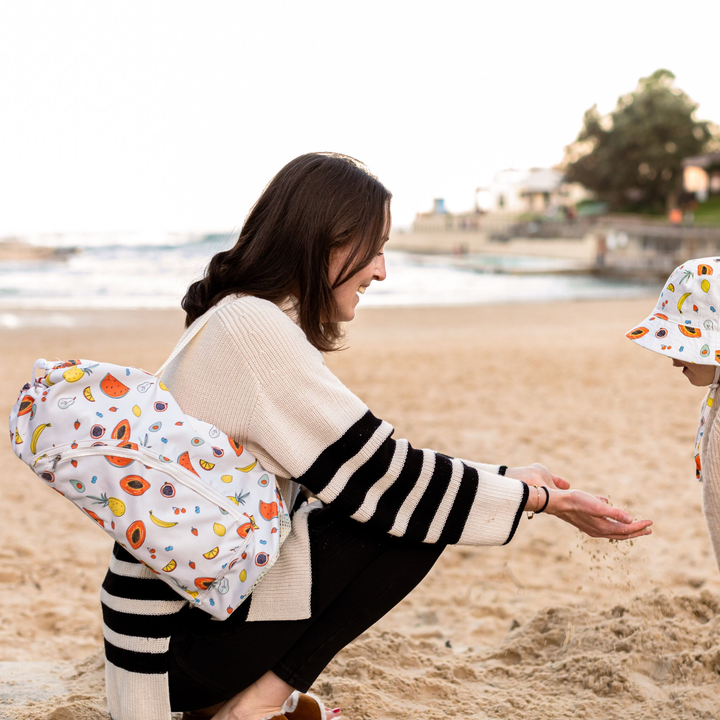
<box><xmin>672</xmin><ymin>359</ymin><xmax>717</xmax><ymax>387</ymax></box>
<box><xmin>329</xmin><ymin>244</ymin><xmax>387</xmax><ymax>322</ymax></box>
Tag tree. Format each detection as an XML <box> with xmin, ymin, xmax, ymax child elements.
<box><xmin>563</xmin><ymin>69</ymin><xmax>713</xmax><ymax>213</ymax></box>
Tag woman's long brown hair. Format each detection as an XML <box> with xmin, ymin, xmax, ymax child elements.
<box><xmin>182</xmin><ymin>152</ymin><xmax>392</xmax><ymax>352</ymax></box>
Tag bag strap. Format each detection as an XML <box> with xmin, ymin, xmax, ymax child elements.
<box><xmin>154</xmin><ymin>302</ymin><xmax>227</xmax><ymax>377</ymax></box>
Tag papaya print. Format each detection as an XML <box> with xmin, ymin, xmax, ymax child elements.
<box><xmin>679</xmin><ymin>325</ymin><xmax>702</xmax><ymax>338</ymax></box>
<box><xmin>18</xmin><ymin>396</ymin><xmax>33</xmax><ymax>416</ymax></box>
<box><xmin>10</xmin><ymin>356</ymin><xmax>289</xmax><ymax>621</ymax></box>
<box><xmin>127</xmin><ymin>520</ymin><xmax>146</xmax><ymax>549</ymax></box>
<box><xmin>120</xmin><ymin>475</ymin><xmax>151</xmax><ymax>495</ymax></box>
<box><xmin>112</xmin><ymin>419</ymin><xmax>131</xmax><ymax>441</ymax></box>
<box><xmin>626</xmin><ymin>327</ymin><xmax>649</xmax><ymax>340</ymax></box>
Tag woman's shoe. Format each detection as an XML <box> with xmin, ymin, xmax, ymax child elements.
<box><xmin>283</xmin><ymin>691</ymin><xmax>340</xmax><ymax>720</ymax></box>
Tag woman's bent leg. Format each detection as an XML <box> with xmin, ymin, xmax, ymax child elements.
<box><xmin>272</xmin><ymin>514</ymin><xmax>443</xmax><ymax>691</ymax></box>
<box><xmin>168</xmin><ymin>507</ymin><xmax>444</xmax><ymax>710</ymax></box>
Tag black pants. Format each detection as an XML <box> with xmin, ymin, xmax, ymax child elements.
<box><xmin>167</xmin><ymin>505</ymin><xmax>444</xmax><ymax>711</ymax></box>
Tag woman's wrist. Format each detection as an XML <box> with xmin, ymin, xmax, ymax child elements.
<box><xmin>523</xmin><ymin>483</ymin><xmax>543</xmax><ymax>512</ymax></box>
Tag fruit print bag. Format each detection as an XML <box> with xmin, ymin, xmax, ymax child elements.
<box><xmin>8</xmin><ymin>305</ymin><xmax>291</xmax><ymax>621</ymax></box>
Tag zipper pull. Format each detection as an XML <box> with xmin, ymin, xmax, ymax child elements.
<box><xmin>50</xmin><ymin>454</ymin><xmax>61</xmax><ymax>471</ymax></box>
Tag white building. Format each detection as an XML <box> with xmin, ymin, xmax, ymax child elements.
<box><xmin>481</xmin><ymin>168</ymin><xmax>590</xmax><ymax>215</ymax></box>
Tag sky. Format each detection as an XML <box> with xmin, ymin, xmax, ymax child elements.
<box><xmin>1</xmin><ymin>1</ymin><xmax>719</xmax><ymax>236</ymax></box>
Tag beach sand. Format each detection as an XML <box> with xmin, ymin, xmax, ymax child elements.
<box><xmin>2</xmin><ymin>299</ymin><xmax>720</xmax><ymax>719</ymax></box>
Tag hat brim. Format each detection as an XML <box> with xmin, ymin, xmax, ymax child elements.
<box><xmin>626</xmin><ymin>313</ymin><xmax>720</xmax><ymax>364</ymax></box>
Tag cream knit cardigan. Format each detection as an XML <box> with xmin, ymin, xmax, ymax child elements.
<box><xmin>160</xmin><ymin>294</ymin><xmax>526</xmax><ymax>621</ymax></box>
<box><xmin>702</xmin><ymin>399</ymin><xmax>720</xmax><ymax>569</ymax></box>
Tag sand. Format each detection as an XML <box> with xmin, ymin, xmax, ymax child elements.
<box><xmin>2</xmin><ymin>299</ymin><xmax>720</xmax><ymax>719</ymax></box>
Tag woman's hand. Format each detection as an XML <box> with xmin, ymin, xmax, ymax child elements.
<box><xmin>505</xmin><ymin>463</ymin><xmax>571</xmax><ymax>490</ymax></box>
<box><xmin>506</xmin><ymin>464</ymin><xmax>652</xmax><ymax>540</ymax></box>
<box><xmin>543</xmin><ymin>488</ymin><xmax>652</xmax><ymax>540</ymax></box>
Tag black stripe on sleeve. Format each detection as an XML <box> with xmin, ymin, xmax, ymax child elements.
<box><xmin>406</xmin><ymin>453</ymin><xmax>453</xmax><ymax>542</ymax></box>
<box><xmin>112</xmin><ymin>543</ymin><xmax>142</xmax><ymax>563</ymax></box>
<box><xmin>503</xmin><ymin>482</ymin><xmax>529</xmax><ymax>545</ymax></box>
<box><xmin>371</xmin><ymin>444</ymin><xmax>425</xmax><ymax>533</ymax></box>
<box><xmin>101</xmin><ymin>602</ymin><xmax>185</xmax><ymax>638</ymax></box>
<box><xmin>438</xmin><ymin>463</ymin><xmax>478</xmax><ymax>545</ymax></box>
<box><xmin>294</xmin><ymin>411</ymin><xmax>382</xmax><ymax>495</ymax></box>
<box><xmin>104</xmin><ymin>639</ymin><xmax>170</xmax><ymax>674</ymax></box>
<box><xmin>103</xmin><ymin>571</ymin><xmax>183</xmax><ymax>602</ymax></box>
<box><xmin>329</xmin><ymin>436</ymin><xmax>396</xmax><ymax>516</ymax></box>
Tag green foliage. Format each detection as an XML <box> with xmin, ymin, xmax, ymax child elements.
<box><xmin>694</xmin><ymin>195</ymin><xmax>720</xmax><ymax>226</ymax></box>
<box><xmin>563</xmin><ymin>69</ymin><xmax>713</xmax><ymax>213</ymax></box>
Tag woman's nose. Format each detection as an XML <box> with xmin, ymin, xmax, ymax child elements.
<box><xmin>374</xmin><ymin>255</ymin><xmax>387</xmax><ymax>282</ymax></box>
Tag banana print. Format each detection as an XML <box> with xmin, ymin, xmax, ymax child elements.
<box><xmin>30</xmin><ymin>423</ymin><xmax>51</xmax><ymax>454</ymax></box>
<box><xmin>149</xmin><ymin>511</ymin><xmax>179</xmax><ymax>528</ymax></box>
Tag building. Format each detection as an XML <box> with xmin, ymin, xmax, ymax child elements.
<box><xmin>683</xmin><ymin>153</ymin><xmax>720</xmax><ymax>202</ymax></box>
<box><xmin>481</xmin><ymin>168</ymin><xmax>591</xmax><ymax>215</ymax></box>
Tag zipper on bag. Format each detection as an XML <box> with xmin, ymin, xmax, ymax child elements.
<box><xmin>51</xmin><ymin>444</ymin><xmax>248</xmax><ymax>525</ymax></box>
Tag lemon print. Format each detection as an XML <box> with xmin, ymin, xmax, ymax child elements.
<box><xmin>221</xmin><ymin>474</ymin><xmax>233</xmax><ymax>483</ymax></box>
<box><xmin>159</xmin><ymin>381</ymin><xmax>169</xmax><ymax>391</ymax></box>
<box><xmin>213</xmin><ymin>523</ymin><xmax>226</xmax><ymax>536</ymax></box>
<box><xmin>186</xmin><ymin>590</ymin><xmax>199</xmax><ymax>598</ymax></box>
<box><xmin>199</xmin><ymin>459</ymin><xmax>215</xmax><ymax>471</ymax></box>
<box><xmin>132</xmin><ymin>405</ymin><xmax>142</xmax><ymax>417</ymax></box>
<box><xmin>162</xmin><ymin>559</ymin><xmax>177</xmax><ymax>572</ymax></box>
<box><xmin>203</xmin><ymin>546</ymin><xmax>219</xmax><ymax>560</ymax></box>
<box><xmin>239</xmin><ymin>569</ymin><xmax>247</xmax><ymax>582</ymax></box>
<box><xmin>702</xmin><ymin>279</ymin><xmax>711</xmax><ymax>293</ymax></box>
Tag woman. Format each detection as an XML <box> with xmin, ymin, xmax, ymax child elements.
<box><xmin>101</xmin><ymin>153</ymin><xmax>652</xmax><ymax>720</ymax></box>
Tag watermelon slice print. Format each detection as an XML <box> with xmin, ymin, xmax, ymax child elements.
<box><xmin>100</xmin><ymin>373</ymin><xmax>130</xmax><ymax>398</ymax></box>
<box><xmin>178</xmin><ymin>451</ymin><xmax>199</xmax><ymax>476</ymax></box>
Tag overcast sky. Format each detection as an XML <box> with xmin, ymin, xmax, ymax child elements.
<box><xmin>1</xmin><ymin>1</ymin><xmax>718</xmax><ymax>235</ymax></box>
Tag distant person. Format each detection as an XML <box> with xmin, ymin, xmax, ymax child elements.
<box><xmin>103</xmin><ymin>153</ymin><xmax>653</xmax><ymax>720</ymax></box>
<box><xmin>627</xmin><ymin>257</ymin><xmax>720</xmax><ymax>567</ymax></box>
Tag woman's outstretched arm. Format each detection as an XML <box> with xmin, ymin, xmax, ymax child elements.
<box><xmin>223</xmin><ymin>297</ymin><xmax>651</xmax><ymax>545</ymax></box>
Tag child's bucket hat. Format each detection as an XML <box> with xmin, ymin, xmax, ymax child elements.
<box><xmin>626</xmin><ymin>257</ymin><xmax>720</xmax><ymax>364</ymax></box>
<box><xmin>627</xmin><ymin>256</ymin><xmax>720</xmax><ymax>481</ymax></box>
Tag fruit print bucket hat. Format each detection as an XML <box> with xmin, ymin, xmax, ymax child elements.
<box><xmin>626</xmin><ymin>256</ymin><xmax>720</xmax><ymax>480</ymax></box>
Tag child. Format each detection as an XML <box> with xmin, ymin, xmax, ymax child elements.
<box><xmin>627</xmin><ymin>256</ymin><xmax>720</xmax><ymax>567</ymax></box>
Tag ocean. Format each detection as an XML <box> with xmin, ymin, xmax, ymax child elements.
<box><xmin>0</xmin><ymin>233</ymin><xmax>657</xmax><ymax>328</ymax></box>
